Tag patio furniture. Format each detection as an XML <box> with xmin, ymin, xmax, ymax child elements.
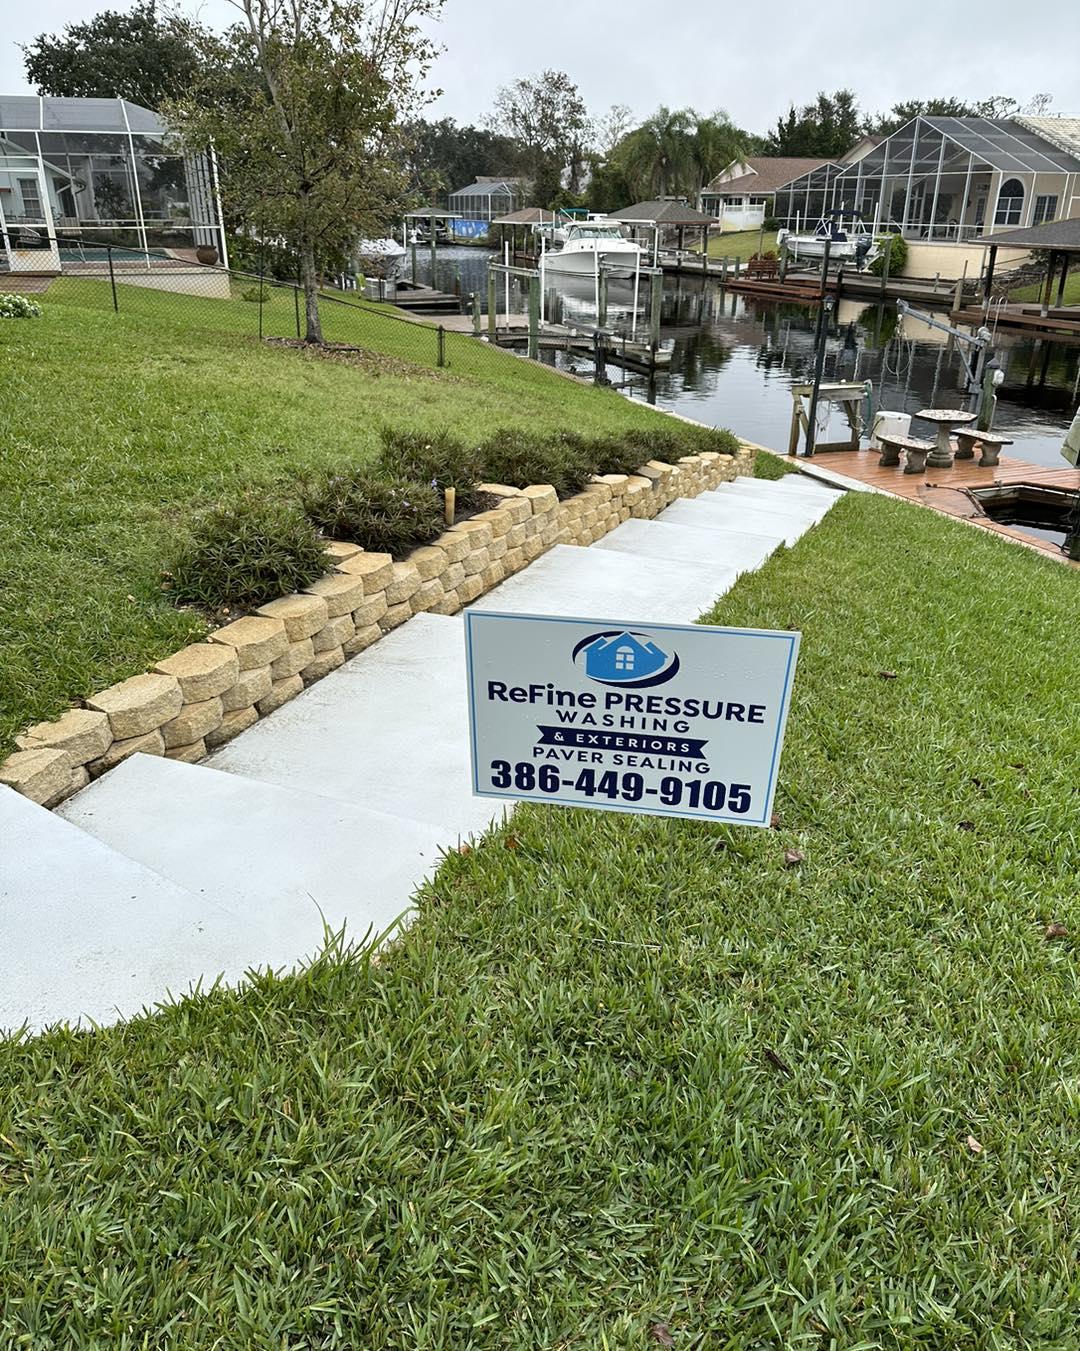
<box><xmin>877</xmin><ymin>433</ymin><xmax>935</xmax><ymax>469</ymax></box>
<box><xmin>954</xmin><ymin>429</ymin><xmax>1014</xmax><ymax>467</ymax></box>
<box><xmin>916</xmin><ymin>408</ymin><xmax>979</xmax><ymax>469</ymax></box>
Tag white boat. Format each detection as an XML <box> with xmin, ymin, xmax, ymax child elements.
<box><xmin>541</xmin><ymin>218</ymin><xmax>642</xmax><ymax>277</ymax></box>
<box><xmin>777</xmin><ymin>212</ymin><xmax>878</xmax><ymax>269</ymax></box>
<box><xmin>357</xmin><ymin>237</ymin><xmax>407</xmax><ymax>259</ymax></box>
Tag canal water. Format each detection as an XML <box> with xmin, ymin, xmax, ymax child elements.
<box><xmin>403</xmin><ymin>247</ymin><xmax>1080</xmax><ymax>474</ymax></box>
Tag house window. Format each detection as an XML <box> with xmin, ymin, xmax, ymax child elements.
<box><xmin>16</xmin><ymin>177</ymin><xmax>43</xmax><ymax>219</ymax></box>
<box><xmin>1033</xmin><ymin>194</ymin><xmax>1058</xmax><ymax>226</ymax></box>
<box><xmin>615</xmin><ymin>646</ymin><xmax>635</xmax><ymax>672</ymax></box>
<box><xmin>994</xmin><ymin>178</ymin><xmax>1025</xmax><ymax>226</ymax></box>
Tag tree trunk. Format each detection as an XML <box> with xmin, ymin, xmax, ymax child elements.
<box><xmin>299</xmin><ymin>237</ymin><xmax>322</xmax><ymax>344</ymax></box>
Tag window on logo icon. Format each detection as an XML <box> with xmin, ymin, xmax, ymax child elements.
<box><xmin>615</xmin><ymin>646</ymin><xmax>635</xmax><ymax>672</ymax></box>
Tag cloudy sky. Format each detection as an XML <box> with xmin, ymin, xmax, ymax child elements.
<box><xmin>2</xmin><ymin>0</ymin><xmax>1078</xmax><ymax>133</ymax></box>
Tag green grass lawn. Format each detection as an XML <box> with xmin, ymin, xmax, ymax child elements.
<box><xmin>700</xmin><ymin>230</ymin><xmax>780</xmax><ymax>261</ymax></box>
<box><xmin>0</xmin><ymin>279</ymin><xmax>719</xmax><ymax>754</ymax></box>
<box><xmin>1008</xmin><ymin>271</ymin><xmax>1080</xmax><ymax>306</ymax></box>
<box><xmin>2</xmin><ymin>493</ymin><xmax>1077</xmax><ymax>1347</ymax></box>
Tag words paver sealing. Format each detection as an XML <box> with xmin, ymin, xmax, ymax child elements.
<box><xmin>465</xmin><ymin>610</ymin><xmax>800</xmax><ymax>826</ymax></box>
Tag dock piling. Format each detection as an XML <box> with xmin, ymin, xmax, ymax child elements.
<box><xmin>487</xmin><ymin>270</ymin><xmax>496</xmax><ymax>341</ymax></box>
<box><xmin>528</xmin><ymin>275</ymin><xmax>540</xmax><ymax>360</ymax></box>
<box><xmin>649</xmin><ymin>271</ymin><xmax>663</xmax><ymax>351</ymax></box>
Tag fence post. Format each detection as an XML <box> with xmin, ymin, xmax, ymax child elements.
<box><xmin>528</xmin><ymin>275</ymin><xmax>540</xmax><ymax>360</ymax></box>
<box><xmin>294</xmin><ymin>283</ymin><xmax>301</xmax><ymax>340</ymax></box>
<box><xmin>487</xmin><ymin>270</ymin><xmax>497</xmax><ymax>341</ymax></box>
<box><xmin>107</xmin><ymin>246</ymin><xmax>118</xmax><ymax>312</ymax></box>
<box><xmin>472</xmin><ymin>291</ymin><xmax>481</xmax><ymax>336</ymax></box>
<box><xmin>258</xmin><ymin>253</ymin><xmax>264</xmax><ymax>341</ymax></box>
<box><xmin>437</xmin><ymin>324</ymin><xmax>446</xmax><ymax>368</ymax></box>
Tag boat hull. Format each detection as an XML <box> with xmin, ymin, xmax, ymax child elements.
<box><xmin>542</xmin><ymin>245</ymin><xmax>642</xmax><ymax>277</ymax></box>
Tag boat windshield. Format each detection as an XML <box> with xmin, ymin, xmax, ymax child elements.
<box><xmin>568</xmin><ymin>225</ymin><xmax>624</xmax><ymax>240</ymax></box>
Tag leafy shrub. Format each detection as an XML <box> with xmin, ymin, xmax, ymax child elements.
<box><xmin>763</xmin><ymin>216</ymin><xmax>782</xmax><ymax>232</ymax></box>
<box><xmin>240</xmin><ymin>284</ymin><xmax>270</xmax><ymax>303</ymax></box>
<box><xmin>868</xmin><ymin>233</ymin><xmax>907</xmax><ymax>278</ymax></box>
<box><xmin>478</xmin><ymin>429</ymin><xmax>599</xmax><ymax>500</ymax></box>
<box><xmin>377</xmin><ymin>428</ymin><xmax>491</xmax><ymax>514</ymax></box>
<box><xmin>752</xmin><ymin>450</ymin><xmax>798</xmax><ymax>480</ymax></box>
<box><xmin>171</xmin><ymin>497</ymin><xmax>328</xmax><ymax>609</ymax></box>
<box><xmin>303</xmin><ymin>472</ymin><xmax>443</xmax><ymax>557</ymax></box>
<box><xmin>0</xmin><ymin>294</ymin><xmax>43</xmax><ymax>319</ymax></box>
<box><xmin>588</xmin><ymin>425</ymin><xmax>740</xmax><ymax>476</ymax></box>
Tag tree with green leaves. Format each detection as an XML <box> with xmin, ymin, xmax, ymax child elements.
<box><xmin>488</xmin><ymin>70</ymin><xmax>590</xmax><ymax>206</ymax></box>
<box><xmin>617</xmin><ymin>106</ymin><xmax>696</xmax><ymax>199</ymax></box>
<box><xmin>767</xmin><ymin>89</ymin><xmax>862</xmax><ymax>158</ymax></box>
<box><xmin>23</xmin><ymin>0</ymin><xmax>202</xmax><ymax>107</ymax></box>
<box><xmin>690</xmin><ymin>113</ymin><xmax>748</xmax><ymax>202</ymax></box>
<box><xmin>170</xmin><ymin>0</ymin><xmax>441</xmax><ymax>345</ymax></box>
<box><xmin>403</xmin><ymin>118</ymin><xmax>521</xmax><ymax>200</ymax></box>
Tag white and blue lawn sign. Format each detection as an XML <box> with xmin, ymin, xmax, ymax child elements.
<box><xmin>465</xmin><ymin>611</ymin><xmax>800</xmax><ymax>826</ymax></box>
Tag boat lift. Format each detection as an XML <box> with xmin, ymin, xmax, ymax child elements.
<box><xmin>895</xmin><ymin>299</ymin><xmax>992</xmax><ymax>395</ymax></box>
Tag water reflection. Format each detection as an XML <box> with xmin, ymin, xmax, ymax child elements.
<box><xmin>398</xmin><ymin>247</ymin><xmax>1078</xmax><ymax>468</ymax></box>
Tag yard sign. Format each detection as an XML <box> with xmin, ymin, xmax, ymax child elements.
<box><xmin>465</xmin><ymin>611</ymin><xmax>800</xmax><ymax>826</ymax></box>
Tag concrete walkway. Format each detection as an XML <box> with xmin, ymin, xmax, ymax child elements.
<box><xmin>1</xmin><ymin>474</ymin><xmax>842</xmax><ymax>1034</ymax></box>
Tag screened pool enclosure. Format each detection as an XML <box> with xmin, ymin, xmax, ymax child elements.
<box><xmin>0</xmin><ymin>95</ymin><xmax>225</xmax><ymax>273</ymax></box>
<box><xmin>772</xmin><ymin>117</ymin><xmax>1080</xmax><ymax>242</ymax></box>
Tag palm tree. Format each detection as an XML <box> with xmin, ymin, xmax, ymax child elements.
<box><xmin>617</xmin><ymin>106</ymin><xmax>696</xmax><ymax>199</ymax></box>
<box><xmin>690</xmin><ymin>112</ymin><xmax>748</xmax><ymax>206</ymax></box>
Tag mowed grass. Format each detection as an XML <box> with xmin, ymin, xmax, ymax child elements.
<box><xmin>0</xmin><ymin>279</ymin><xmax>699</xmax><ymax>753</ymax></box>
<box><xmin>2</xmin><ymin>493</ymin><xmax>1077</xmax><ymax>1348</ymax></box>
<box><xmin>702</xmin><ymin>229</ymin><xmax>780</xmax><ymax>260</ymax></box>
<box><xmin>1008</xmin><ymin>270</ymin><xmax>1080</xmax><ymax>306</ymax></box>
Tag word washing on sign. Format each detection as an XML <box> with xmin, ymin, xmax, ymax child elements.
<box><xmin>464</xmin><ymin>611</ymin><xmax>800</xmax><ymax>825</ymax></box>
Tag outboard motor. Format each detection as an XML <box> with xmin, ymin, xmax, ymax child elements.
<box><xmin>854</xmin><ymin>234</ymin><xmax>873</xmax><ymax>271</ymax></box>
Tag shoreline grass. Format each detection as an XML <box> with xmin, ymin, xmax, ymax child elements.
<box><xmin>1</xmin><ymin>493</ymin><xmax>1077</xmax><ymax>1346</ymax></box>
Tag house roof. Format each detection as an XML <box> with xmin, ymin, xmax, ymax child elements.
<box><xmin>491</xmin><ymin>207</ymin><xmax>565</xmax><ymax>225</ymax></box>
<box><xmin>703</xmin><ymin>157</ymin><xmax>830</xmax><ymax>197</ymax></box>
<box><xmin>0</xmin><ymin>95</ymin><xmax>163</xmax><ymax>135</ymax></box>
<box><xmin>851</xmin><ymin>116</ymin><xmax>1080</xmax><ymax>177</ymax></box>
<box><xmin>609</xmin><ymin>198</ymin><xmax>716</xmax><ymax>226</ymax></box>
<box><xmin>980</xmin><ymin>216</ymin><xmax>1080</xmax><ymax>253</ymax></box>
<box><xmin>448</xmin><ymin>179</ymin><xmax>521</xmax><ymax>198</ymax></box>
<box><xmin>1015</xmin><ymin>115</ymin><xmax>1080</xmax><ymax>161</ymax></box>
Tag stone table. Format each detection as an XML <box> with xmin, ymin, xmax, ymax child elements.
<box><xmin>916</xmin><ymin>408</ymin><xmax>979</xmax><ymax>470</ymax></box>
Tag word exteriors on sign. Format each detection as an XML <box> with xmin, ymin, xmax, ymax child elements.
<box><xmin>464</xmin><ymin>610</ymin><xmax>800</xmax><ymax>826</ymax></box>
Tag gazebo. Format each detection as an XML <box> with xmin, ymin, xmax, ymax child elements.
<box><xmin>609</xmin><ymin>198</ymin><xmax>717</xmax><ymax>256</ymax></box>
<box><xmin>979</xmin><ymin>216</ymin><xmax>1080</xmax><ymax>310</ymax></box>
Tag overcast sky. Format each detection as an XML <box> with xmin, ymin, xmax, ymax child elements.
<box><xmin>2</xmin><ymin>0</ymin><xmax>1078</xmax><ymax>134</ymax></box>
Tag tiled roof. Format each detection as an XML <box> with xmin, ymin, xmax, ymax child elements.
<box><xmin>702</xmin><ymin>157</ymin><xmax>830</xmax><ymax>197</ymax></box>
<box><xmin>609</xmin><ymin>198</ymin><xmax>716</xmax><ymax>225</ymax></box>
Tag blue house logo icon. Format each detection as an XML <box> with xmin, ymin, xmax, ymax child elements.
<box><xmin>573</xmin><ymin>630</ymin><xmax>680</xmax><ymax>687</ymax></box>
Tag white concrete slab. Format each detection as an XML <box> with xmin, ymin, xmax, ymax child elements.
<box><xmin>658</xmin><ymin>498</ymin><xmax>815</xmax><ymax>547</ymax></box>
<box><xmin>59</xmin><ymin>754</ymin><xmax>449</xmax><ymax>959</ymax></box>
<box><xmin>208</xmin><ymin>613</ymin><xmax>504</xmax><ymax>835</ymax></box>
<box><xmin>732</xmin><ymin>474</ymin><xmax>842</xmax><ymax>503</ymax></box>
<box><xmin>593</xmin><ymin>518</ymin><xmax>781</xmax><ymax>574</ymax></box>
<box><xmin>706</xmin><ymin>484</ymin><xmax>834</xmax><ymax>527</ymax></box>
<box><xmin>725</xmin><ymin>477</ymin><xmax>841</xmax><ymax>511</ymax></box>
<box><xmin>0</xmin><ymin>786</ymin><xmax>256</xmax><ymax>1035</ymax></box>
<box><xmin>471</xmin><ymin>544</ymin><xmax>730</xmax><ymax>625</ymax></box>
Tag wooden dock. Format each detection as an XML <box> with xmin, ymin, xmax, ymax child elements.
<box><xmin>951</xmin><ymin>302</ymin><xmax>1080</xmax><ymax>344</ymax></box>
<box><xmin>796</xmin><ymin>445</ymin><xmax>1079</xmax><ymax>563</ymax></box>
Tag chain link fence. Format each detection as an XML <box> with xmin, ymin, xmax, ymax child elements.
<box><xmin>36</xmin><ymin>239</ymin><xmax>510</xmax><ymax>379</ymax></box>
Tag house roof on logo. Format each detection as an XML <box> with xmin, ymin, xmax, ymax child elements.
<box><xmin>586</xmin><ymin>632</ymin><xmax>662</xmax><ymax>658</ymax></box>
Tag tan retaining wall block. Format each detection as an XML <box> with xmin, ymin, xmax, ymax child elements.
<box><xmin>380</xmin><ymin>602</ymin><xmax>413</xmax><ymax>633</ymax></box>
<box><xmin>0</xmin><ymin>748</ymin><xmax>73</xmax><ymax>805</ymax></box>
<box><xmin>257</xmin><ymin>594</ymin><xmax>329</xmax><ymax>642</ymax></box>
<box><xmin>409</xmin><ymin>546</ymin><xmax>449</xmax><ymax>582</ymax></box>
<box><xmin>312</xmin><ymin>614</ymin><xmax>355</xmax><ymax>653</ymax></box>
<box><xmin>89</xmin><ymin>729</ymin><xmax>165</xmax><ymax>778</ymax></box>
<box><xmin>413</xmin><ymin>578</ymin><xmax>445</xmax><ymax>612</ymax></box>
<box><xmin>343</xmin><ymin>623</ymin><xmax>382</xmax><ymax>656</ymax></box>
<box><xmin>301</xmin><ymin>648</ymin><xmax>345</xmax><ymax>683</ymax></box>
<box><xmin>161</xmin><ymin>697</ymin><xmax>224</xmax><ymax>750</ymax></box>
<box><xmin>522</xmin><ymin>484</ymin><xmax>558</xmax><ymax>514</ymax></box>
<box><xmin>352</xmin><ymin>593</ymin><xmax>389</xmax><ymax>628</ymax></box>
<box><xmin>324</xmin><ymin>540</ymin><xmax>362</xmax><ymax>564</ymax></box>
<box><xmin>303</xmin><ymin>572</ymin><xmax>367</xmax><ymax>617</ymax></box>
<box><xmin>154</xmin><ymin>643</ymin><xmax>239</xmax><ymax>703</ymax></box>
<box><xmin>220</xmin><ymin>663</ymin><xmax>274</xmax><ymax>711</ymax></box>
<box><xmin>88</xmin><ymin>673</ymin><xmax>183</xmax><ymax>740</ymax></box>
<box><xmin>258</xmin><ymin>674</ymin><xmax>304</xmax><ymax>715</ymax></box>
<box><xmin>15</xmin><ymin>709</ymin><xmax>111</xmax><ymax>765</ymax></box>
<box><xmin>165</xmin><ymin>739</ymin><xmax>207</xmax><ymax>764</ymax></box>
<box><xmin>211</xmin><ymin>616</ymin><xmax>288</xmax><ymax>670</ymax></box>
<box><xmin>336</xmin><ymin>551</ymin><xmax>394</xmax><ymax>593</ymax></box>
<box><xmin>269</xmin><ymin>640</ymin><xmax>314</xmax><ymax>682</ymax></box>
<box><xmin>205</xmin><ymin>706</ymin><xmax>258</xmax><ymax>749</ymax></box>
<box><xmin>385</xmin><ymin>562</ymin><xmax>421</xmax><ymax>606</ymax></box>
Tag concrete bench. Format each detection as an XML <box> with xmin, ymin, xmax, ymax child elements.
<box><xmin>877</xmin><ymin>433</ymin><xmax>935</xmax><ymax>474</ymax></box>
<box><xmin>954</xmin><ymin>429</ymin><xmax>1013</xmax><ymax>467</ymax></box>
